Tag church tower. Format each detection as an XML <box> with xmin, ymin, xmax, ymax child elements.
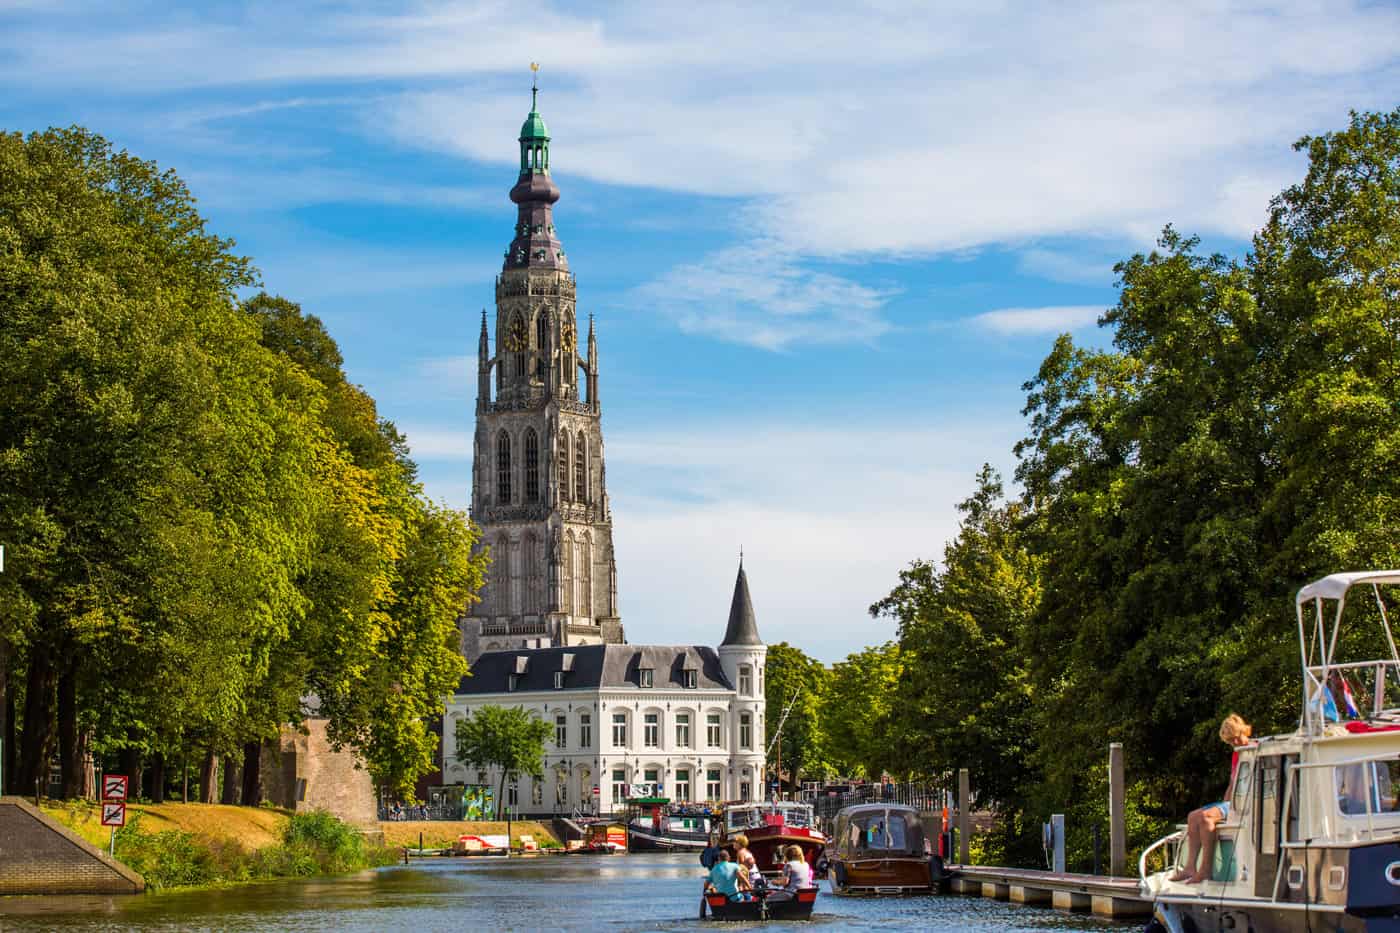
<box><xmin>463</xmin><ymin>76</ymin><xmax>623</xmax><ymax>663</ymax></box>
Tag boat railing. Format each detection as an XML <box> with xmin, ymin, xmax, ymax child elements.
<box><xmin>1138</xmin><ymin>828</ymin><xmax>1184</xmax><ymax>885</ymax></box>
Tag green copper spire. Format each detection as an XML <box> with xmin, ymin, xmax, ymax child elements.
<box><xmin>519</xmin><ymin>64</ymin><xmax>550</xmax><ymax>174</ymax></box>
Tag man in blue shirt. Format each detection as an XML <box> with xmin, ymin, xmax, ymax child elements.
<box><xmin>707</xmin><ymin>850</ymin><xmax>752</xmax><ymax>901</ymax></box>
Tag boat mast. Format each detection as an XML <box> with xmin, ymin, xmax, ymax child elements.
<box><xmin>767</xmin><ymin>688</ymin><xmax>801</xmax><ymax>798</ymax></box>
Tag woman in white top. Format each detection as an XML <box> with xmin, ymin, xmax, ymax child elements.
<box><xmin>780</xmin><ymin>845</ymin><xmax>812</xmax><ymax>891</ymax></box>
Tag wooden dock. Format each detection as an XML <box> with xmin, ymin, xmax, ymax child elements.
<box><xmin>947</xmin><ymin>864</ymin><xmax>1152</xmax><ymax>918</ymax></box>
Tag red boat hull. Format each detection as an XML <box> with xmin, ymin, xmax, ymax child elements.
<box><xmin>735</xmin><ymin>826</ymin><xmax>827</xmax><ymax>877</ymax></box>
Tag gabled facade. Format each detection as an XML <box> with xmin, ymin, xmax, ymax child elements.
<box><xmin>445</xmin><ymin>566</ymin><xmax>767</xmax><ymax>816</ymax></box>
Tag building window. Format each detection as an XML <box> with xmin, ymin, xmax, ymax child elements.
<box><xmin>683</xmin><ymin>669</ymin><xmax>697</xmax><ymax>689</ymax></box>
<box><xmin>675</xmin><ymin>713</ymin><xmax>691</xmax><ymax>748</ymax></box>
<box><xmin>573</xmin><ymin>430</ymin><xmax>586</xmax><ymax>501</ymax></box>
<box><xmin>580</xmin><ymin>712</ymin><xmax>591</xmax><ymax>748</ymax></box>
<box><xmin>739</xmin><ymin>712</ymin><xmax>752</xmax><ymax>750</ymax></box>
<box><xmin>496</xmin><ymin>431</ymin><xmax>512</xmax><ymax>503</ymax></box>
<box><xmin>639</xmin><ymin>668</ymin><xmax>653</xmax><ymax>688</ymax></box>
<box><xmin>739</xmin><ymin>665</ymin><xmax>752</xmax><ymax>697</ymax></box>
<box><xmin>511</xmin><ymin>314</ymin><xmax>526</xmax><ymax>378</ymax></box>
<box><xmin>612</xmin><ymin>768</ymin><xmax>628</xmax><ymax>804</ymax></box>
<box><xmin>706</xmin><ymin>713</ymin><xmax>721</xmax><ymax>747</ymax></box>
<box><xmin>706</xmin><ymin>768</ymin><xmax>722</xmax><ymax>801</ymax></box>
<box><xmin>556</xmin><ymin>714</ymin><xmax>567</xmax><ymax>749</ymax></box>
<box><xmin>612</xmin><ymin>712</ymin><xmax>627</xmax><ymax>747</ymax></box>
<box><xmin>644</xmin><ymin>713</ymin><xmax>659</xmax><ymax>748</ymax></box>
<box><xmin>676</xmin><ymin>769</ymin><xmax>691</xmax><ymax>803</ymax></box>
<box><xmin>507</xmin><ymin>673</ymin><xmax>520</xmax><ymax>692</ymax></box>
<box><xmin>524</xmin><ymin>429</ymin><xmax>539</xmax><ymax>502</ymax></box>
<box><xmin>532</xmin><ymin>780</ymin><xmax>543</xmax><ymax>806</ymax></box>
<box><xmin>536</xmin><ymin>313</ymin><xmax>548</xmax><ymax>380</ymax></box>
<box><xmin>643</xmin><ymin>768</ymin><xmax>660</xmax><ymax>795</ymax></box>
<box><xmin>558</xmin><ymin>431</ymin><xmax>570</xmax><ymax>501</ymax></box>
<box><xmin>740</xmin><ymin>780</ymin><xmax>751</xmax><ymax>800</ymax></box>
<box><xmin>554</xmin><ymin>671</ymin><xmax>565</xmax><ymax>689</ymax></box>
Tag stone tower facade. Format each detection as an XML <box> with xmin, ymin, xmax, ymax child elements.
<box><xmin>462</xmin><ymin>84</ymin><xmax>623</xmax><ymax>663</ymax></box>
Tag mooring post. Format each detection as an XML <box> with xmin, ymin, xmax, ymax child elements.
<box><xmin>957</xmin><ymin>768</ymin><xmax>970</xmax><ymax>865</ymax></box>
<box><xmin>1051</xmin><ymin>813</ymin><xmax>1065</xmax><ymax>872</ymax></box>
<box><xmin>1109</xmin><ymin>742</ymin><xmax>1126</xmax><ymax>876</ymax></box>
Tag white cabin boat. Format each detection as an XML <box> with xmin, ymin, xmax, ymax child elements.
<box><xmin>1142</xmin><ymin>571</ymin><xmax>1400</xmax><ymax>932</ymax></box>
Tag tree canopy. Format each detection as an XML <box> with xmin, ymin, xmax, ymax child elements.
<box><xmin>454</xmin><ymin>705</ymin><xmax>553</xmax><ymax>817</ymax></box>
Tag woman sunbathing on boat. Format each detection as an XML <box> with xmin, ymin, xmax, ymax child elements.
<box><xmin>1171</xmin><ymin>714</ymin><xmax>1253</xmax><ymax>884</ymax></box>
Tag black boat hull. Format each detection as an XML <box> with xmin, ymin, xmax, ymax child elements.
<box><xmin>1154</xmin><ymin>899</ymin><xmax>1400</xmax><ymax>932</ymax></box>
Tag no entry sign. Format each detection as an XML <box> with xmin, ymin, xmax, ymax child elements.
<box><xmin>101</xmin><ymin>802</ymin><xmax>126</xmax><ymax>827</ymax></box>
<box><xmin>102</xmin><ymin>773</ymin><xmax>128</xmax><ymax>801</ymax></box>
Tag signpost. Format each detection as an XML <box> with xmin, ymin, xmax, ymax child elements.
<box><xmin>102</xmin><ymin>772</ymin><xmax>128</xmax><ymax>856</ymax></box>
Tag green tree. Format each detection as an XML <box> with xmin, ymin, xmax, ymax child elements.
<box><xmin>822</xmin><ymin>642</ymin><xmax>903</xmax><ymax>779</ymax></box>
<box><xmin>763</xmin><ymin>642</ymin><xmax>832</xmax><ymax>789</ymax></box>
<box><xmin>454</xmin><ymin>705</ymin><xmax>552</xmax><ymax>817</ymax></box>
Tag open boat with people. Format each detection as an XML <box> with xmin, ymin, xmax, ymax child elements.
<box><xmin>713</xmin><ymin>801</ymin><xmax>827</xmax><ymax>877</ymax></box>
<box><xmin>1141</xmin><ymin>571</ymin><xmax>1400</xmax><ymax>931</ymax></box>
<box><xmin>824</xmin><ymin>802</ymin><xmax>939</xmax><ymax>895</ymax></box>
<box><xmin>701</xmin><ymin>886</ymin><xmax>819</xmax><ymax>922</ymax></box>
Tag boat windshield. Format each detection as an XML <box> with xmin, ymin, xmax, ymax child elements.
<box><xmin>842</xmin><ymin>810</ymin><xmax>924</xmax><ymax>855</ymax></box>
<box><xmin>777</xmin><ymin>804</ymin><xmax>812</xmax><ymax>828</ymax></box>
<box><xmin>726</xmin><ymin>806</ymin><xmax>762</xmax><ymax>831</ymax></box>
<box><xmin>1335</xmin><ymin>759</ymin><xmax>1400</xmax><ymax>817</ymax></box>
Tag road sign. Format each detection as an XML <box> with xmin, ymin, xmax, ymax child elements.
<box><xmin>592</xmin><ymin>785</ymin><xmax>600</xmax><ymax>796</ymax></box>
<box><xmin>101</xmin><ymin>802</ymin><xmax>126</xmax><ymax>827</ymax></box>
<box><xmin>102</xmin><ymin>773</ymin><xmax>128</xmax><ymax>800</ymax></box>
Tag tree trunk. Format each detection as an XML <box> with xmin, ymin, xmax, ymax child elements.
<box><xmin>199</xmin><ymin>750</ymin><xmax>219</xmax><ymax>804</ymax></box>
<box><xmin>149</xmin><ymin>752</ymin><xmax>165</xmax><ymax>804</ymax></box>
<box><xmin>240</xmin><ymin>740</ymin><xmax>261</xmax><ymax>806</ymax></box>
<box><xmin>0</xmin><ymin>639</ymin><xmax>8</xmax><ymax>795</ymax></box>
<box><xmin>17</xmin><ymin>652</ymin><xmax>56</xmax><ymax>798</ymax></box>
<box><xmin>57</xmin><ymin>663</ymin><xmax>81</xmax><ymax>799</ymax></box>
<box><xmin>220</xmin><ymin>755</ymin><xmax>240</xmax><ymax>805</ymax></box>
<box><xmin>497</xmin><ymin>768</ymin><xmax>508</xmax><ymax>819</ymax></box>
<box><xmin>79</xmin><ymin>732</ymin><xmax>95</xmax><ymax>799</ymax></box>
<box><xmin>120</xmin><ymin>745</ymin><xmax>142</xmax><ymax>801</ymax></box>
<box><xmin>4</xmin><ymin>672</ymin><xmax>15</xmax><ymax>795</ymax></box>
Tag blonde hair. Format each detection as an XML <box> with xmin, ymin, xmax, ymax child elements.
<box><xmin>1220</xmin><ymin>713</ymin><xmax>1251</xmax><ymax>743</ymax></box>
<box><xmin>733</xmin><ymin>834</ymin><xmax>749</xmax><ymax>848</ymax></box>
<box><xmin>785</xmin><ymin>845</ymin><xmax>804</xmax><ymax>861</ymax></box>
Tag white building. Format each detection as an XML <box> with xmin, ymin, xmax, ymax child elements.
<box><xmin>444</xmin><ymin>564</ymin><xmax>767</xmax><ymax>816</ymax></box>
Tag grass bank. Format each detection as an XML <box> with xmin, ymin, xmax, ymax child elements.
<box><xmin>379</xmin><ymin>819</ymin><xmax>562</xmax><ymax>849</ymax></box>
<box><xmin>43</xmin><ymin>801</ymin><xmax>397</xmax><ymax>891</ymax></box>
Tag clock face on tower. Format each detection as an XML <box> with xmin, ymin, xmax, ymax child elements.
<box><xmin>561</xmin><ymin>319</ymin><xmax>576</xmax><ymax>354</ymax></box>
<box><xmin>505</xmin><ymin>317</ymin><xmax>528</xmax><ymax>352</ymax></box>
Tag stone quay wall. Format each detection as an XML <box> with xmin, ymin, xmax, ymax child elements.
<box><xmin>0</xmin><ymin>796</ymin><xmax>144</xmax><ymax>895</ymax></box>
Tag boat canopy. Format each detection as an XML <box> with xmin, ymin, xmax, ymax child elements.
<box><xmin>1296</xmin><ymin>571</ymin><xmax>1400</xmax><ymax>734</ymax></box>
<box><xmin>1297</xmin><ymin>572</ymin><xmax>1400</xmax><ymax>605</ymax></box>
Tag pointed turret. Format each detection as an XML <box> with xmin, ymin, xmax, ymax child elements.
<box><xmin>722</xmin><ymin>561</ymin><xmax>763</xmax><ymax>646</ymax></box>
<box><xmin>587</xmin><ymin>314</ymin><xmax>598</xmax><ymax>410</ymax></box>
<box><xmin>477</xmin><ymin>309</ymin><xmax>491</xmax><ymax>411</ymax></box>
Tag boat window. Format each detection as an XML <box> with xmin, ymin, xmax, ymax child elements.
<box><xmin>1258</xmin><ymin>758</ymin><xmax>1279</xmax><ymax>856</ymax></box>
<box><xmin>848</xmin><ymin>811</ymin><xmax>921</xmax><ymax>854</ymax></box>
<box><xmin>1335</xmin><ymin>760</ymin><xmax>1400</xmax><ymax>816</ymax></box>
<box><xmin>1230</xmin><ymin>759</ymin><xmax>1254</xmax><ymax>817</ymax></box>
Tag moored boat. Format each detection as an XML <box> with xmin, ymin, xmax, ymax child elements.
<box><xmin>624</xmin><ymin>797</ymin><xmax>713</xmax><ymax>851</ymax></box>
<box><xmin>715</xmin><ymin>801</ymin><xmax>827</xmax><ymax>876</ymax></box>
<box><xmin>1141</xmin><ymin>571</ymin><xmax>1400</xmax><ymax>932</ymax></box>
<box><xmin>824</xmin><ymin>802</ymin><xmax>938</xmax><ymax>895</ymax></box>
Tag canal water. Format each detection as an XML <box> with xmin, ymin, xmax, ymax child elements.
<box><xmin>0</xmin><ymin>853</ymin><xmax>1138</xmax><ymax>931</ymax></box>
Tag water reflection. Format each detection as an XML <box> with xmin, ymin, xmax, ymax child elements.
<box><xmin>0</xmin><ymin>853</ymin><xmax>1136</xmax><ymax>931</ymax></box>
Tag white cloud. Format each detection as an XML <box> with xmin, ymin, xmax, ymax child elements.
<box><xmin>970</xmin><ymin>305</ymin><xmax>1104</xmax><ymax>336</ymax></box>
<box><xmin>400</xmin><ymin>425</ymin><xmax>473</xmax><ymax>461</ymax></box>
<box><xmin>631</xmin><ymin>243</ymin><xmax>896</xmax><ymax>350</ymax></box>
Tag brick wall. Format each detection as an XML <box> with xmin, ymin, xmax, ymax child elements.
<box><xmin>261</xmin><ymin>719</ymin><xmax>379</xmax><ymax>831</ymax></box>
<box><xmin>0</xmin><ymin>797</ymin><xmax>144</xmax><ymax>895</ymax></box>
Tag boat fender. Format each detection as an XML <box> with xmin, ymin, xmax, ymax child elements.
<box><xmin>929</xmin><ymin>854</ymin><xmax>945</xmax><ymax>884</ymax></box>
<box><xmin>700</xmin><ymin>845</ymin><xmax>720</xmax><ymax>869</ymax></box>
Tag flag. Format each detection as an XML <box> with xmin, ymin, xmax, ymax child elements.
<box><xmin>1334</xmin><ymin>672</ymin><xmax>1363</xmax><ymax>719</ymax></box>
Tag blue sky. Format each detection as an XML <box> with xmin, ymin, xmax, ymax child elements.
<box><xmin>3</xmin><ymin>1</ymin><xmax>1398</xmax><ymax>661</ymax></box>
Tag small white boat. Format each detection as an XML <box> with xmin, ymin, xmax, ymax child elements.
<box><xmin>1141</xmin><ymin>571</ymin><xmax>1400</xmax><ymax>932</ymax></box>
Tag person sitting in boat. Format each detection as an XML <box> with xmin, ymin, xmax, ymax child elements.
<box><xmin>740</xmin><ymin>850</ymin><xmax>767</xmax><ymax>895</ymax></box>
<box><xmin>1171</xmin><ymin>714</ymin><xmax>1253</xmax><ymax>884</ymax></box>
<box><xmin>731</xmin><ymin>832</ymin><xmax>752</xmax><ymax>868</ymax></box>
<box><xmin>768</xmin><ymin>844</ymin><xmax>812</xmax><ymax>900</ymax></box>
<box><xmin>706</xmin><ymin>849</ymin><xmax>753</xmax><ymax>902</ymax></box>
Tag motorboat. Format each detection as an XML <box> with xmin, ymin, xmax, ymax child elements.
<box><xmin>1141</xmin><ymin>571</ymin><xmax>1400</xmax><ymax>931</ymax></box>
<box><xmin>701</xmin><ymin>886</ymin><xmax>819</xmax><ymax>922</ymax></box>
<box><xmin>824</xmin><ymin>802</ymin><xmax>938</xmax><ymax>895</ymax></box>
<box><xmin>627</xmin><ymin>802</ymin><xmax>712</xmax><ymax>852</ymax></box>
<box><xmin>713</xmin><ymin>801</ymin><xmax>827</xmax><ymax>876</ymax></box>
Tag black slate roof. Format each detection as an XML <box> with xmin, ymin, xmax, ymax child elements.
<box><xmin>457</xmin><ymin>645</ymin><xmax>734</xmax><ymax>695</ymax></box>
<box><xmin>720</xmin><ymin>564</ymin><xmax>763</xmax><ymax>646</ymax></box>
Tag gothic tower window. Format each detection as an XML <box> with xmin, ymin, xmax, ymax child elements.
<box><xmin>559</xmin><ymin>431</ymin><xmax>571</xmax><ymax>501</ymax></box>
<box><xmin>494</xmin><ymin>533</ymin><xmax>511</xmax><ymax>616</ymax></box>
<box><xmin>525</xmin><ymin>429</ymin><xmax>539</xmax><ymax>502</ymax></box>
<box><xmin>523</xmin><ymin>531</ymin><xmax>538</xmax><ymax>613</ymax></box>
<box><xmin>535</xmin><ymin>313</ymin><xmax>548</xmax><ymax>381</ymax></box>
<box><xmin>581</xmin><ymin>532</ymin><xmax>593</xmax><ymax>618</ymax></box>
<box><xmin>509</xmin><ymin>313</ymin><xmax>527</xmax><ymax>378</ymax></box>
<box><xmin>496</xmin><ymin>431</ymin><xmax>512</xmax><ymax>503</ymax></box>
<box><xmin>563</xmin><ymin>530</ymin><xmax>575</xmax><ymax>617</ymax></box>
<box><xmin>574</xmin><ymin>430</ymin><xmax>587</xmax><ymax>502</ymax></box>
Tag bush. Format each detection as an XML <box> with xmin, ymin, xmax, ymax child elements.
<box><xmin>281</xmin><ymin>810</ymin><xmax>365</xmax><ymax>875</ymax></box>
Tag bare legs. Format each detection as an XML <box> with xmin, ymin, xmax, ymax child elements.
<box><xmin>1170</xmin><ymin>806</ymin><xmax>1225</xmax><ymax>883</ymax></box>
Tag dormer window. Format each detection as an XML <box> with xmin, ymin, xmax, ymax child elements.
<box><xmin>639</xmin><ymin>668</ymin><xmax>654</xmax><ymax>688</ymax></box>
<box><xmin>554</xmin><ymin>671</ymin><xmax>565</xmax><ymax>689</ymax></box>
<box><xmin>508</xmin><ymin>674</ymin><xmax>521</xmax><ymax>692</ymax></box>
<box><xmin>683</xmin><ymin>669</ymin><xmax>698</xmax><ymax>689</ymax></box>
